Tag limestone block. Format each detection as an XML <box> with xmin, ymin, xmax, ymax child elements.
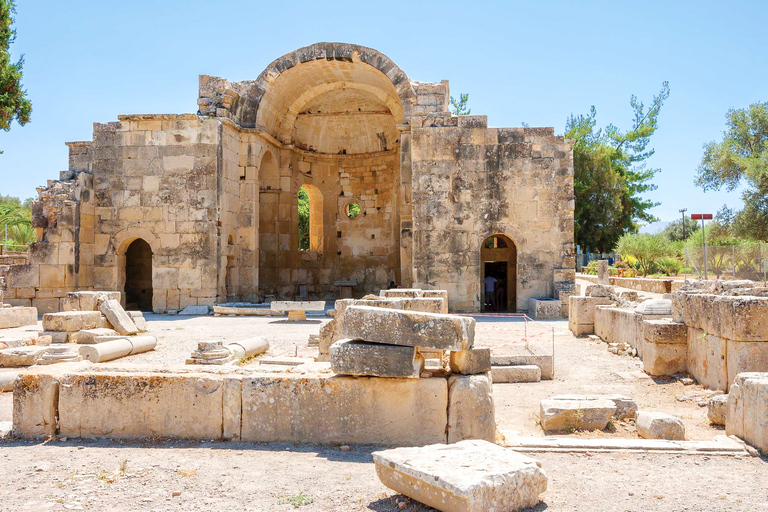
<box><xmin>13</xmin><ymin>371</ymin><xmax>60</xmax><ymax>437</ymax></box>
<box><xmin>373</xmin><ymin>440</ymin><xmax>547</xmax><ymax>512</ymax></box>
<box><xmin>717</xmin><ymin>296</ymin><xmax>768</xmax><ymax>342</ymax></box>
<box><xmin>226</xmin><ymin>337</ymin><xmax>269</xmax><ymax>359</ymax></box>
<box><xmin>380</xmin><ymin>289</ymin><xmax>423</xmax><ymax>299</ymax></box>
<box><xmin>128</xmin><ymin>311</ymin><xmax>148</xmax><ymax>332</ymax></box>
<box><xmin>41</xmin><ymin>331</ymin><xmax>71</xmax><ymax>343</ymax></box>
<box><xmin>222</xmin><ymin>377</ymin><xmax>242</xmax><ymax>441</ymax></box>
<box><xmin>634</xmin><ymin>299</ymin><xmax>672</xmax><ymax>315</ymax></box>
<box><xmin>42</xmin><ymin>311</ymin><xmax>101</xmax><ymax>332</ymax></box>
<box><xmin>0</xmin><ymin>307</ymin><xmax>38</xmax><ymax>329</ymax></box>
<box><xmin>528</xmin><ymin>298</ymin><xmax>562</xmax><ymax>320</ymax></box>
<box><xmin>680</xmin><ymin>293</ymin><xmax>720</xmax><ymax>334</ymax></box>
<box><xmin>0</xmin><ymin>369</ymin><xmax>19</xmax><ymax>391</ymax></box>
<box><xmin>449</xmin><ymin>348</ymin><xmax>491</xmax><ymax>375</ymax></box>
<box><xmin>636</xmin><ymin>411</ymin><xmax>686</xmax><ymax>440</ymax></box>
<box><xmin>492</xmin><ymin>365</ymin><xmax>541</xmax><ymax>383</ymax></box>
<box><xmin>178</xmin><ymin>305</ymin><xmax>210</xmax><ymax>315</ymax></box>
<box><xmin>568</xmin><ymin>296</ymin><xmax>613</xmax><ymax>335</ymax></box>
<box><xmin>540</xmin><ymin>399</ymin><xmax>616</xmax><ymax>432</ymax></box>
<box><xmin>708</xmin><ymin>394</ymin><xmax>727</xmax><ymax>425</ymax></box>
<box><xmin>687</xmin><ymin>327</ymin><xmax>728</xmax><ymax>391</ymax></box>
<box><xmin>726</xmin><ymin>340</ymin><xmax>768</xmax><ymax>389</ymax></box>
<box><xmin>78</xmin><ymin>339</ymin><xmax>133</xmax><ymax>362</ymax></box>
<box><xmin>420</xmin><ymin>290</ymin><xmax>449</xmax><ymax>313</ymax></box>
<box><xmin>99</xmin><ymin>300</ymin><xmax>139</xmax><ymax>335</ymax></box>
<box><xmin>270</xmin><ymin>300</ymin><xmax>325</xmax><ymax>312</ymax></box>
<box><xmin>74</xmin><ymin>328</ymin><xmax>119</xmax><ymax>344</ymax></box>
<box><xmin>62</xmin><ymin>291</ymin><xmax>120</xmax><ymax>312</ymax></box>
<box><xmin>598</xmin><ymin>260</ymin><xmax>610</xmax><ymax>284</ymax></box>
<box><xmin>0</xmin><ymin>346</ymin><xmax>48</xmax><ymax>367</ymax></box>
<box><xmin>550</xmin><ymin>394</ymin><xmax>637</xmax><ymax>420</ymax></box>
<box><xmin>726</xmin><ymin>372</ymin><xmax>768</xmax><ymax>452</ymax></box>
<box><xmin>491</xmin><ymin>354</ymin><xmax>553</xmax><ymax>380</ymax></box>
<box><xmin>643</xmin><ymin>319</ymin><xmax>687</xmax><ymax>345</ymax></box>
<box><xmin>330</xmin><ymin>340</ymin><xmax>424</xmax><ymax>378</ymax></box>
<box><xmin>447</xmin><ymin>374</ymin><xmax>495</xmax><ymax>443</ymax></box>
<box><xmin>241</xmin><ymin>373</ymin><xmax>448</xmax><ymax>445</ymax></box>
<box><xmin>643</xmin><ymin>340</ymin><xmax>688</xmax><ymax>376</ymax></box>
<box><xmin>58</xmin><ymin>371</ymin><xmax>227</xmax><ymax>439</ymax></box>
<box><xmin>585</xmin><ymin>284</ymin><xmax>613</xmax><ymax>297</ymax></box>
<box><xmin>341</xmin><ymin>306</ymin><xmax>475</xmax><ymax>351</ymax></box>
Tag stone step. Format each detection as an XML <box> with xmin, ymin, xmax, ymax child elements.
<box><xmin>492</xmin><ymin>364</ymin><xmax>541</xmax><ymax>383</ymax></box>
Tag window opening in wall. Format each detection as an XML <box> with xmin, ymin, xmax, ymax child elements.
<box><xmin>345</xmin><ymin>202</ymin><xmax>361</xmax><ymax>219</ymax></box>
<box><xmin>298</xmin><ymin>186</ymin><xmax>310</xmax><ymax>251</ymax></box>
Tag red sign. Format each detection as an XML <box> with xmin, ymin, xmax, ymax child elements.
<box><xmin>690</xmin><ymin>214</ymin><xmax>713</xmax><ymax>220</ymax></box>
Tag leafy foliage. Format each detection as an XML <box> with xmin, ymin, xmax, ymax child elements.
<box><xmin>661</xmin><ymin>215</ymin><xmax>700</xmax><ymax>242</ymax></box>
<box><xmin>449</xmin><ymin>93</ymin><xmax>471</xmax><ymax>116</ymax></box>
<box><xmin>614</xmin><ymin>233</ymin><xmax>672</xmax><ymax>276</ymax></box>
<box><xmin>567</xmin><ymin>82</ymin><xmax>669</xmax><ymax>252</ymax></box>
<box><xmin>0</xmin><ymin>198</ymin><xmax>34</xmax><ymax>249</ymax></box>
<box><xmin>0</xmin><ymin>0</ymin><xmax>31</xmax><ymax>143</ymax></box>
<box><xmin>695</xmin><ymin>102</ymin><xmax>768</xmax><ymax>241</ymax></box>
<box><xmin>656</xmin><ymin>257</ymin><xmax>682</xmax><ymax>276</ymax></box>
<box><xmin>298</xmin><ymin>187</ymin><xmax>309</xmax><ymax>251</ymax></box>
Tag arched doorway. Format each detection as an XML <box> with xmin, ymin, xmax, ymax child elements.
<box><xmin>481</xmin><ymin>234</ymin><xmax>517</xmax><ymax>312</ymax></box>
<box><xmin>125</xmin><ymin>238</ymin><xmax>153</xmax><ymax>311</ymax></box>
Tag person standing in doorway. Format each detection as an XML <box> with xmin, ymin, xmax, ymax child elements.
<box><xmin>494</xmin><ymin>280</ymin><xmax>505</xmax><ymax>312</ymax></box>
<box><xmin>484</xmin><ymin>275</ymin><xmax>497</xmax><ymax>310</ymax></box>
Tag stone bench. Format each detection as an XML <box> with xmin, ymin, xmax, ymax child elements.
<box><xmin>270</xmin><ymin>301</ymin><xmax>326</xmax><ymax>321</ymax></box>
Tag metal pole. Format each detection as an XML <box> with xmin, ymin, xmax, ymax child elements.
<box><xmin>702</xmin><ymin>218</ymin><xmax>708</xmax><ymax>280</ymax></box>
<box><xmin>679</xmin><ymin>208</ymin><xmax>687</xmax><ymax>239</ymax></box>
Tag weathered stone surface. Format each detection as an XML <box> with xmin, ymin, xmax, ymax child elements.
<box><xmin>241</xmin><ymin>373</ymin><xmax>448</xmax><ymax>445</ymax></box>
<box><xmin>642</xmin><ymin>319</ymin><xmax>688</xmax><ymax>376</ymax></box>
<box><xmin>178</xmin><ymin>305</ymin><xmax>210</xmax><ymax>315</ymax></box>
<box><xmin>716</xmin><ymin>296</ymin><xmax>768</xmax><ymax>342</ymax></box>
<box><xmin>598</xmin><ymin>260</ymin><xmax>610</xmax><ymax>284</ymax></box>
<box><xmin>0</xmin><ymin>307</ymin><xmax>38</xmax><ymax>329</ymax></box>
<box><xmin>726</xmin><ymin>372</ymin><xmax>768</xmax><ymax>452</ymax></box>
<box><xmin>449</xmin><ymin>348</ymin><xmax>491</xmax><ymax>375</ymax></box>
<box><xmin>330</xmin><ymin>340</ymin><xmax>424</xmax><ymax>378</ymax></box>
<box><xmin>99</xmin><ymin>299</ymin><xmax>139</xmax><ymax>335</ymax></box>
<box><xmin>62</xmin><ymin>291</ymin><xmax>120</xmax><ymax>312</ymax></box>
<box><xmin>634</xmin><ymin>299</ymin><xmax>672</xmax><ymax>315</ymax></box>
<box><xmin>687</xmin><ymin>327</ymin><xmax>728</xmax><ymax>391</ymax></box>
<box><xmin>420</xmin><ymin>290</ymin><xmax>449</xmax><ymax>314</ymax></box>
<box><xmin>0</xmin><ymin>369</ymin><xmax>20</xmax><ymax>392</ymax></box>
<box><xmin>643</xmin><ymin>319</ymin><xmax>687</xmax><ymax>344</ymax></box>
<box><xmin>708</xmin><ymin>394</ymin><xmax>727</xmax><ymax>425</ymax></box>
<box><xmin>585</xmin><ymin>284</ymin><xmax>613</xmax><ymax>297</ymax></box>
<box><xmin>0</xmin><ymin>346</ymin><xmax>48</xmax><ymax>367</ymax></box>
<box><xmin>342</xmin><ymin>306</ymin><xmax>474</xmax><ymax>350</ymax></box>
<box><xmin>540</xmin><ymin>399</ymin><xmax>616</xmax><ymax>432</ymax></box>
<box><xmin>528</xmin><ymin>298</ymin><xmax>562</xmax><ymax>320</ymax></box>
<box><xmin>93</xmin><ymin>334</ymin><xmax>129</xmax><ymax>344</ymax></box>
<box><xmin>568</xmin><ymin>296</ymin><xmax>613</xmax><ymax>336</ymax></box>
<box><xmin>492</xmin><ymin>365</ymin><xmax>541</xmax><ymax>383</ymax></box>
<box><xmin>226</xmin><ymin>336</ymin><xmax>269</xmax><ymax>359</ymax></box>
<box><xmin>79</xmin><ymin>339</ymin><xmax>133</xmax><ymax>363</ymax></box>
<box><xmin>42</xmin><ymin>311</ymin><xmax>100</xmax><ymax>332</ymax></box>
<box><xmin>373</xmin><ymin>440</ymin><xmax>547</xmax><ymax>512</ymax></box>
<box><xmin>41</xmin><ymin>331</ymin><xmax>70</xmax><ymax>344</ymax></box>
<box><xmin>380</xmin><ymin>289</ymin><xmax>423</xmax><ymax>299</ymax></box>
<box><xmin>550</xmin><ymin>394</ymin><xmax>637</xmax><ymax>420</ymax></box>
<box><xmin>222</xmin><ymin>377</ymin><xmax>241</xmax><ymax>441</ymax></box>
<box><xmin>37</xmin><ymin>346</ymin><xmax>82</xmax><ymax>365</ymax></box>
<box><xmin>636</xmin><ymin>411</ymin><xmax>686</xmax><ymax>440</ymax></box>
<box><xmin>270</xmin><ymin>300</ymin><xmax>325</xmax><ymax>312</ymax></box>
<box><xmin>128</xmin><ymin>311</ymin><xmax>148</xmax><ymax>332</ymax></box>
<box><xmin>186</xmin><ymin>340</ymin><xmax>233</xmax><ymax>365</ymax></box>
<box><xmin>491</xmin><ymin>354</ymin><xmax>553</xmax><ymax>380</ymax></box>
<box><xmin>447</xmin><ymin>374</ymin><xmax>495</xmax><ymax>443</ymax></box>
<box><xmin>74</xmin><ymin>328</ymin><xmax>119</xmax><ymax>344</ymax></box>
<box><xmin>726</xmin><ymin>340</ymin><xmax>768</xmax><ymax>389</ymax></box>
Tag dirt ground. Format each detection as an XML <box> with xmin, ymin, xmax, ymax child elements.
<box><xmin>1</xmin><ymin>307</ymin><xmax>767</xmax><ymax>510</ymax></box>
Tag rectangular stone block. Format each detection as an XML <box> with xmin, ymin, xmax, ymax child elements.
<box><xmin>42</xmin><ymin>311</ymin><xmax>101</xmax><ymax>332</ymax></box>
<box><xmin>270</xmin><ymin>300</ymin><xmax>325</xmax><ymax>312</ymax></box>
<box><xmin>717</xmin><ymin>296</ymin><xmax>768</xmax><ymax>342</ymax></box>
<box><xmin>491</xmin><ymin>354</ymin><xmax>553</xmax><ymax>380</ymax></box>
<box><xmin>241</xmin><ymin>373</ymin><xmax>448</xmax><ymax>445</ymax></box>
<box><xmin>643</xmin><ymin>341</ymin><xmax>688</xmax><ymax>376</ymax></box>
<box><xmin>449</xmin><ymin>348</ymin><xmax>491</xmax><ymax>375</ymax></box>
<box><xmin>568</xmin><ymin>296</ymin><xmax>613</xmax><ymax>336</ymax></box>
<box><xmin>727</xmin><ymin>340</ymin><xmax>768</xmax><ymax>390</ymax></box>
<box><xmin>373</xmin><ymin>440</ymin><xmax>547</xmax><ymax>512</ymax></box>
<box><xmin>540</xmin><ymin>398</ymin><xmax>616</xmax><ymax>432</ymax></box>
<box><xmin>529</xmin><ymin>298</ymin><xmax>562</xmax><ymax>320</ymax></box>
<box><xmin>99</xmin><ymin>299</ymin><xmax>139</xmax><ymax>335</ymax></box>
<box><xmin>74</xmin><ymin>328</ymin><xmax>119</xmax><ymax>344</ymax></box>
<box><xmin>330</xmin><ymin>340</ymin><xmax>424</xmax><ymax>378</ymax></box>
<box><xmin>58</xmin><ymin>371</ymin><xmax>227</xmax><ymax>440</ymax></box>
<box><xmin>491</xmin><ymin>365</ymin><xmax>541</xmax><ymax>383</ymax></box>
<box><xmin>342</xmin><ymin>306</ymin><xmax>475</xmax><ymax>350</ymax></box>
<box><xmin>643</xmin><ymin>319</ymin><xmax>687</xmax><ymax>344</ymax></box>
<box><xmin>687</xmin><ymin>327</ymin><xmax>728</xmax><ymax>391</ymax></box>
<box><xmin>222</xmin><ymin>377</ymin><xmax>242</xmax><ymax>441</ymax></box>
<box><xmin>726</xmin><ymin>372</ymin><xmax>768</xmax><ymax>452</ymax></box>
<box><xmin>447</xmin><ymin>374</ymin><xmax>495</xmax><ymax>443</ymax></box>
<box><xmin>62</xmin><ymin>291</ymin><xmax>121</xmax><ymax>312</ymax></box>
<box><xmin>0</xmin><ymin>346</ymin><xmax>48</xmax><ymax>367</ymax></box>
<box><xmin>380</xmin><ymin>289</ymin><xmax>423</xmax><ymax>299</ymax></box>
<box><xmin>0</xmin><ymin>307</ymin><xmax>38</xmax><ymax>329</ymax></box>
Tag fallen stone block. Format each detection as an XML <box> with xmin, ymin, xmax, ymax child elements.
<box><xmin>449</xmin><ymin>348</ymin><xmax>491</xmax><ymax>375</ymax></box>
<box><xmin>271</xmin><ymin>300</ymin><xmax>325</xmax><ymax>312</ymax></box>
<box><xmin>642</xmin><ymin>319</ymin><xmax>688</xmax><ymax>376</ymax></box>
<box><xmin>447</xmin><ymin>374</ymin><xmax>495</xmax><ymax>443</ymax></box>
<box><xmin>550</xmin><ymin>394</ymin><xmax>637</xmax><ymax>420</ymax></box>
<box><xmin>0</xmin><ymin>346</ymin><xmax>49</xmax><ymax>367</ymax></box>
<box><xmin>726</xmin><ymin>372</ymin><xmax>768</xmax><ymax>452</ymax></box>
<box><xmin>41</xmin><ymin>331</ymin><xmax>71</xmax><ymax>344</ymax></box>
<box><xmin>492</xmin><ymin>365</ymin><xmax>541</xmax><ymax>383</ymax></box>
<box><xmin>241</xmin><ymin>373</ymin><xmax>448</xmax><ymax>445</ymax></box>
<box><xmin>491</xmin><ymin>354</ymin><xmax>553</xmax><ymax>380</ymax></box>
<box><xmin>330</xmin><ymin>340</ymin><xmax>424</xmax><ymax>378</ymax></box>
<box><xmin>568</xmin><ymin>296</ymin><xmax>614</xmax><ymax>336</ymax></box>
<box><xmin>373</xmin><ymin>440</ymin><xmax>547</xmax><ymax>512</ymax></box>
<box><xmin>636</xmin><ymin>411</ymin><xmax>685</xmax><ymax>440</ymax></box>
<box><xmin>74</xmin><ymin>328</ymin><xmax>119</xmax><ymax>345</ymax></box>
<box><xmin>178</xmin><ymin>305</ymin><xmax>210</xmax><ymax>316</ymax></box>
<box><xmin>708</xmin><ymin>394</ymin><xmax>727</xmax><ymax>425</ymax></box>
<box><xmin>62</xmin><ymin>291</ymin><xmax>120</xmax><ymax>312</ymax></box>
<box><xmin>42</xmin><ymin>311</ymin><xmax>101</xmax><ymax>332</ymax></box>
<box><xmin>529</xmin><ymin>298</ymin><xmax>562</xmax><ymax>320</ymax></box>
<box><xmin>0</xmin><ymin>306</ymin><xmax>38</xmax><ymax>329</ymax></box>
<box><xmin>128</xmin><ymin>311</ymin><xmax>148</xmax><ymax>332</ymax></box>
<box><xmin>342</xmin><ymin>306</ymin><xmax>475</xmax><ymax>350</ymax></box>
<box><xmin>540</xmin><ymin>398</ymin><xmax>616</xmax><ymax>432</ymax></box>
<box><xmin>226</xmin><ymin>337</ymin><xmax>269</xmax><ymax>360</ymax></box>
<box><xmin>0</xmin><ymin>370</ymin><xmax>20</xmax><ymax>392</ymax></box>
<box><xmin>420</xmin><ymin>290</ymin><xmax>449</xmax><ymax>314</ymax></box>
<box><xmin>379</xmin><ymin>288</ymin><xmax>423</xmax><ymax>299</ymax></box>
<box><xmin>99</xmin><ymin>300</ymin><xmax>139</xmax><ymax>335</ymax></box>
<box><xmin>585</xmin><ymin>284</ymin><xmax>613</xmax><ymax>297</ymax></box>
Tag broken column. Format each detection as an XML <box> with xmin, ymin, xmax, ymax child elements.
<box><xmin>598</xmin><ymin>259</ymin><xmax>610</xmax><ymax>284</ymax></box>
<box><xmin>186</xmin><ymin>341</ymin><xmax>234</xmax><ymax>365</ymax></box>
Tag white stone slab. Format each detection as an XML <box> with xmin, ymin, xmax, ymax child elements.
<box><xmin>270</xmin><ymin>301</ymin><xmax>325</xmax><ymax>312</ymax></box>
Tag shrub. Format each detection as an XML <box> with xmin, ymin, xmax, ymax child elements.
<box><xmin>615</xmin><ymin>233</ymin><xmax>673</xmax><ymax>277</ymax></box>
<box><xmin>656</xmin><ymin>257</ymin><xmax>683</xmax><ymax>276</ymax></box>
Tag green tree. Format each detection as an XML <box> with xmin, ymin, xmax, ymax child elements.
<box><xmin>614</xmin><ymin>233</ymin><xmax>671</xmax><ymax>276</ymax></box>
<box><xmin>661</xmin><ymin>215</ymin><xmax>700</xmax><ymax>242</ymax></box>
<box><xmin>450</xmin><ymin>93</ymin><xmax>471</xmax><ymax>116</ymax></box>
<box><xmin>695</xmin><ymin>102</ymin><xmax>768</xmax><ymax>241</ymax></box>
<box><xmin>298</xmin><ymin>187</ymin><xmax>309</xmax><ymax>250</ymax></box>
<box><xmin>0</xmin><ymin>201</ymin><xmax>33</xmax><ymax>249</ymax></box>
<box><xmin>1</xmin><ymin>0</ymin><xmax>31</xmax><ymax>145</ymax></box>
<box><xmin>567</xmin><ymin>82</ymin><xmax>670</xmax><ymax>252</ymax></box>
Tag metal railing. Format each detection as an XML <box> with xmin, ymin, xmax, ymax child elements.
<box><xmin>685</xmin><ymin>243</ymin><xmax>768</xmax><ymax>281</ymax></box>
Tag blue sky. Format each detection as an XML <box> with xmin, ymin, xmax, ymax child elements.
<box><xmin>1</xmin><ymin>0</ymin><xmax>765</xmax><ymax>228</ymax></box>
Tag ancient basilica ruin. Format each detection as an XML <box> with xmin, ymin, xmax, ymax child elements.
<box><xmin>1</xmin><ymin>42</ymin><xmax>575</xmax><ymax>313</ymax></box>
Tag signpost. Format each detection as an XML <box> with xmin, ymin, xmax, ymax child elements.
<box><xmin>691</xmin><ymin>214</ymin><xmax>713</xmax><ymax>279</ymax></box>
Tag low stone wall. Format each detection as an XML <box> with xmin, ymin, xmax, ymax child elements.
<box><xmin>727</xmin><ymin>372</ymin><xmax>768</xmax><ymax>454</ymax></box>
<box><xmin>578</xmin><ymin>274</ymin><xmax>680</xmax><ymax>294</ymax></box>
<box><xmin>13</xmin><ymin>362</ymin><xmax>494</xmax><ymax>445</ymax></box>
<box><xmin>568</xmin><ymin>296</ymin><xmax>614</xmax><ymax>335</ymax></box>
<box><xmin>594</xmin><ymin>307</ymin><xmax>671</xmax><ymax>358</ymax></box>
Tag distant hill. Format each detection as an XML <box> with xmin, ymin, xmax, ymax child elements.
<box><xmin>638</xmin><ymin>221</ymin><xmax>670</xmax><ymax>234</ymax></box>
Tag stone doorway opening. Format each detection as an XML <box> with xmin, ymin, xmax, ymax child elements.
<box><xmin>481</xmin><ymin>234</ymin><xmax>517</xmax><ymax>312</ymax></box>
<box><xmin>125</xmin><ymin>238</ymin><xmax>153</xmax><ymax>311</ymax></box>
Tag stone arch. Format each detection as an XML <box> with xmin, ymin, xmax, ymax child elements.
<box><xmin>480</xmin><ymin>233</ymin><xmax>518</xmax><ymax>312</ymax></box>
<box><xmin>114</xmin><ymin>228</ymin><xmax>160</xmax><ymax>312</ymax></box>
